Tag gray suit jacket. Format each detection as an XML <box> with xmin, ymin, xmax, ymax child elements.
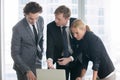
<box><xmin>11</xmin><ymin>16</ymin><xmax>44</xmax><ymax>74</ymax></box>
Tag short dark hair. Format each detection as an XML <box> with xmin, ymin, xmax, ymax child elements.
<box><xmin>23</xmin><ymin>2</ymin><xmax>42</xmax><ymax>14</ymax></box>
<box><xmin>54</xmin><ymin>5</ymin><xmax>71</xmax><ymax>18</ymax></box>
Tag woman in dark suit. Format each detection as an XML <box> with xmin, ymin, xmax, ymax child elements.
<box><xmin>70</xmin><ymin>19</ymin><xmax>116</xmax><ymax>80</ymax></box>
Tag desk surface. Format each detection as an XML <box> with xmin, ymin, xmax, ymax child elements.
<box><xmin>36</xmin><ymin>69</ymin><xmax>66</xmax><ymax>80</ymax></box>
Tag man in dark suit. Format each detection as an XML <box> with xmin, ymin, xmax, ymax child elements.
<box><xmin>46</xmin><ymin>5</ymin><xmax>82</xmax><ymax>80</ymax></box>
<box><xmin>11</xmin><ymin>2</ymin><xmax>44</xmax><ymax>80</ymax></box>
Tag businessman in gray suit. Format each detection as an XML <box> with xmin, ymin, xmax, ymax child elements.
<box><xmin>11</xmin><ymin>2</ymin><xmax>44</xmax><ymax>80</ymax></box>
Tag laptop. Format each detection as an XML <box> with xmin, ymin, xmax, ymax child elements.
<box><xmin>36</xmin><ymin>69</ymin><xmax>66</xmax><ymax>80</ymax></box>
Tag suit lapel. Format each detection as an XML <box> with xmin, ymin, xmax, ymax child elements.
<box><xmin>36</xmin><ymin>22</ymin><xmax>43</xmax><ymax>42</ymax></box>
<box><xmin>23</xmin><ymin>18</ymin><xmax>35</xmax><ymax>43</ymax></box>
<box><xmin>36</xmin><ymin>21</ymin><xmax>41</xmax><ymax>43</ymax></box>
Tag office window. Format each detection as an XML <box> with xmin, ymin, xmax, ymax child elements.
<box><xmin>98</xmin><ymin>17</ymin><xmax>104</xmax><ymax>25</ymax></box>
<box><xmin>71</xmin><ymin>6</ymin><xmax>78</xmax><ymax>15</ymax></box>
<box><xmin>98</xmin><ymin>8</ymin><xmax>104</xmax><ymax>16</ymax></box>
<box><xmin>72</xmin><ymin>0</ymin><xmax>78</xmax><ymax>4</ymax></box>
<box><xmin>84</xmin><ymin>0</ymin><xmax>106</xmax><ymax>38</ymax></box>
<box><xmin>19</xmin><ymin>0</ymin><xmax>29</xmax><ymax>4</ymax></box>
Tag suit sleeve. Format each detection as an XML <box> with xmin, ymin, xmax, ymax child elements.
<box><xmin>11</xmin><ymin>27</ymin><xmax>30</xmax><ymax>74</ymax></box>
<box><xmin>70</xmin><ymin>37</ymin><xmax>83</xmax><ymax>62</ymax></box>
<box><xmin>87</xmin><ymin>33</ymin><xmax>102</xmax><ymax>71</ymax></box>
<box><xmin>82</xmin><ymin>52</ymin><xmax>89</xmax><ymax>70</ymax></box>
<box><xmin>46</xmin><ymin>25</ymin><xmax>55</xmax><ymax>60</ymax></box>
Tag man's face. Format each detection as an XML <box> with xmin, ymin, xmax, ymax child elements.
<box><xmin>55</xmin><ymin>13</ymin><xmax>69</xmax><ymax>26</ymax></box>
<box><xmin>25</xmin><ymin>12</ymin><xmax>40</xmax><ymax>25</ymax></box>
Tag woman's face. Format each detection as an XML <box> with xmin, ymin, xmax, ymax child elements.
<box><xmin>71</xmin><ymin>27</ymin><xmax>85</xmax><ymax>40</ymax></box>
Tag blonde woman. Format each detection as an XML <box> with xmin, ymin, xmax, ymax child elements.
<box><xmin>70</xmin><ymin>19</ymin><xmax>116</xmax><ymax>80</ymax></box>
<box><xmin>58</xmin><ymin>19</ymin><xmax>116</xmax><ymax>80</ymax></box>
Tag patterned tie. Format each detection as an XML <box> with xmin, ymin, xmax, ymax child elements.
<box><xmin>32</xmin><ymin>25</ymin><xmax>38</xmax><ymax>45</ymax></box>
<box><xmin>61</xmin><ymin>26</ymin><xmax>70</xmax><ymax>57</ymax></box>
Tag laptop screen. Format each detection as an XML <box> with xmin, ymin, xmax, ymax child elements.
<box><xmin>36</xmin><ymin>69</ymin><xmax>66</xmax><ymax>80</ymax></box>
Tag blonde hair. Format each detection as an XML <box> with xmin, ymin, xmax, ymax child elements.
<box><xmin>71</xmin><ymin>19</ymin><xmax>90</xmax><ymax>31</ymax></box>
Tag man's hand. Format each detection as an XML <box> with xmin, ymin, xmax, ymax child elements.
<box><xmin>76</xmin><ymin>77</ymin><xmax>82</xmax><ymax>80</ymax></box>
<box><xmin>26</xmin><ymin>71</ymin><xmax>36</xmax><ymax>80</ymax></box>
<box><xmin>57</xmin><ymin>57</ymin><xmax>72</xmax><ymax>65</ymax></box>
<box><xmin>47</xmin><ymin>59</ymin><xmax>54</xmax><ymax>69</ymax></box>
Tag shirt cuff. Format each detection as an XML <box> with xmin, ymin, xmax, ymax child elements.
<box><xmin>92</xmin><ymin>63</ymin><xmax>99</xmax><ymax>71</ymax></box>
<box><xmin>70</xmin><ymin>56</ymin><xmax>74</xmax><ymax>61</ymax></box>
<box><xmin>47</xmin><ymin>58</ymin><xmax>53</xmax><ymax>62</ymax></box>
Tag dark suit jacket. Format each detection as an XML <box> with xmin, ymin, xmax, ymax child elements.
<box><xmin>72</xmin><ymin>31</ymin><xmax>115</xmax><ymax>79</ymax></box>
<box><xmin>11</xmin><ymin>16</ymin><xmax>44</xmax><ymax>74</ymax></box>
<box><xmin>46</xmin><ymin>18</ymin><xmax>76</xmax><ymax>63</ymax></box>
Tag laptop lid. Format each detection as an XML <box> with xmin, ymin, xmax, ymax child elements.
<box><xmin>36</xmin><ymin>69</ymin><xmax>66</xmax><ymax>80</ymax></box>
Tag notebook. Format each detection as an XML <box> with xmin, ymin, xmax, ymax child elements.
<box><xmin>36</xmin><ymin>69</ymin><xmax>66</xmax><ymax>80</ymax></box>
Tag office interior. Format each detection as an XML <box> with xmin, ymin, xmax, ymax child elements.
<box><xmin>1</xmin><ymin>0</ymin><xmax>120</xmax><ymax>80</ymax></box>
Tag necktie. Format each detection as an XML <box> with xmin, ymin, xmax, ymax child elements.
<box><xmin>61</xmin><ymin>26</ymin><xmax>70</xmax><ymax>57</ymax></box>
<box><xmin>32</xmin><ymin>25</ymin><xmax>38</xmax><ymax>45</ymax></box>
<box><xmin>32</xmin><ymin>25</ymin><xmax>42</xmax><ymax>59</ymax></box>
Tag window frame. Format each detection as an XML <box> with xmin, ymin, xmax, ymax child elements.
<box><xmin>0</xmin><ymin>0</ymin><xmax>2</xmax><ymax>79</ymax></box>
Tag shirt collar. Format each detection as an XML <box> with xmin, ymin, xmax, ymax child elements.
<box><xmin>66</xmin><ymin>20</ymin><xmax>70</xmax><ymax>27</ymax></box>
<box><xmin>61</xmin><ymin>19</ymin><xmax>70</xmax><ymax>28</ymax></box>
